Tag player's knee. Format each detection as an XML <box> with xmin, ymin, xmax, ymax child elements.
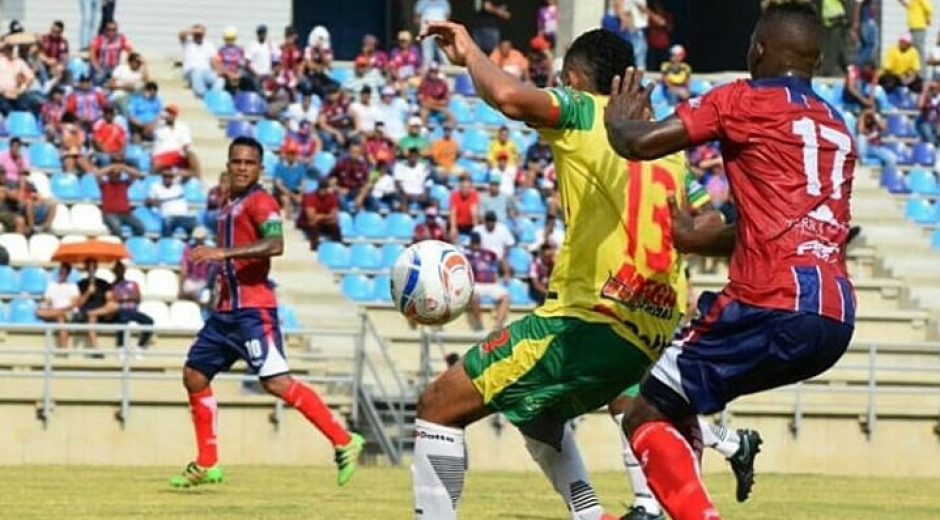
<box><xmin>182</xmin><ymin>366</ymin><xmax>211</xmax><ymax>393</ymax></box>
<box><xmin>260</xmin><ymin>374</ymin><xmax>291</xmax><ymax>397</ymax></box>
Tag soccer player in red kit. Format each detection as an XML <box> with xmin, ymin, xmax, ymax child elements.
<box><xmin>170</xmin><ymin>136</ymin><xmax>363</xmax><ymax>488</ymax></box>
<box><xmin>603</xmin><ymin>2</ymin><xmax>856</xmax><ymax>519</ymax></box>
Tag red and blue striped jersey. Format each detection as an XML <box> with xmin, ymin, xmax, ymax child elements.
<box><xmin>90</xmin><ymin>33</ymin><xmax>132</xmax><ymax>69</ymax></box>
<box><xmin>216</xmin><ymin>184</ymin><xmax>282</xmax><ymax>311</ymax></box>
<box><xmin>217</xmin><ymin>44</ymin><xmax>245</xmax><ymax>73</ymax></box>
<box><xmin>675</xmin><ymin>77</ymin><xmax>857</xmax><ymax>324</ymax></box>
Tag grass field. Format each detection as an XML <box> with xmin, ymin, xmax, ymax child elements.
<box><xmin>0</xmin><ymin>466</ymin><xmax>936</xmax><ymax>519</ymax></box>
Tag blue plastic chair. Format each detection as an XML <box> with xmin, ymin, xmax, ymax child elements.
<box><xmin>18</xmin><ymin>266</ymin><xmax>48</xmax><ymax>295</ymax></box>
<box><xmin>689</xmin><ymin>78</ymin><xmax>713</xmax><ymax>97</ymax></box>
<box><xmin>353</xmin><ymin>211</ymin><xmax>387</xmax><ymax>239</ymax></box>
<box><xmin>226</xmin><ymin>119</ymin><xmax>255</xmax><ymax>139</ymax></box>
<box><xmin>256</xmin><ymin>119</ymin><xmax>287</xmax><ymax>149</ymax></box>
<box><xmin>50</xmin><ymin>172</ymin><xmax>81</xmax><ymax>201</ymax></box>
<box><xmin>313</xmin><ymin>151</ymin><xmax>337</xmax><ymax>174</ymax></box>
<box><xmin>911</xmin><ymin>142</ymin><xmax>936</xmax><ymax>166</ymax></box>
<box><xmin>449</xmin><ymin>96</ymin><xmax>474</xmax><ymax>125</ymax></box>
<box><xmin>385</xmin><ymin>213</ymin><xmax>415</xmax><ymax>240</ymax></box>
<box><xmin>234</xmin><ymin>91</ymin><xmax>267</xmax><ymax>117</ymax></box>
<box><xmin>263</xmin><ymin>148</ymin><xmax>278</xmax><ymax>175</ymax></box>
<box><xmin>507</xmin><ymin>247</ymin><xmax>532</xmax><ymax>275</ymax></box>
<box><xmin>278</xmin><ymin>304</ymin><xmax>301</xmax><ymax>331</ymax></box>
<box><xmin>885</xmin><ymin>114</ymin><xmax>914</xmax><ymax>138</ymax></box>
<box><xmin>461</xmin><ymin>127</ymin><xmax>491</xmax><ymax>155</ymax></box>
<box><xmin>906</xmin><ymin>169</ymin><xmax>940</xmax><ymax>196</ymax></box>
<box><xmin>350</xmin><ymin>243</ymin><xmax>382</xmax><ymax>270</ymax></box>
<box><xmin>204</xmin><ymin>90</ymin><xmax>237</xmax><ymax>117</ymax></box>
<box><xmin>0</xmin><ymin>265</ymin><xmax>18</xmax><ymax>294</ymax></box>
<box><xmin>372</xmin><ymin>274</ymin><xmax>392</xmax><ymax>302</ymax></box>
<box><xmin>7</xmin><ymin>111</ymin><xmax>40</xmax><ymax>139</ymax></box>
<box><xmin>132</xmin><ymin>206</ymin><xmax>162</xmax><ymax>235</ymax></box>
<box><xmin>883</xmin><ymin>141</ymin><xmax>913</xmax><ymax>165</ymax></box>
<box><xmin>127</xmin><ymin>180</ymin><xmax>148</xmax><ymax>204</ymax></box>
<box><xmin>317</xmin><ymin>241</ymin><xmax>350</xmax><ymax>270</ymax></box>
<box><xmin>905</xmin><ymin>198</ymin><xmax>940</xmax><ymax>224</ymax></box>
<box><xmin>380</xmin><ymin>243</ymin><xmax>406</xmax><ymax>269</ymax></box>
<box><xmin>67</xmin><ymin>57</ymin><xmax>90</xmax><ymax>81</ymax></box>
<box><xmin>880</xmin><ymin>167</ymin><xmax>909</xmax><ymax>194</ymax></box>
<box><xmin>932</xmin><ymin>228</ymin><xmax>940</xmax><ymax>250</ymax></box>
<box><xmin>429</xmin><ymin>184</ymin><xmax>450</xmax><ymax>211</ymax></box>
<box><xmin>519</xmin><ymin>188</ymin><xmax>546</xmax><ymax>214</ymax></box>
<box><xmin>0</xmin><ymin>303</ymin><xmax>7</xmax><ymax>323</ymax></box>
<box><xmin>28</xmin><ymin>142</ymin><xmax>62</xmax><ymax>170</ymax></box>
<box><xmin>474</xmin><ymin>99</ymin><xmax>506</xmax><ymax>126</ymax></box>
<box><xmin>507</xmin><ymin>278</ymin><xmax>532</xmax><ymax>306</ymax></box>
<box><xmin>516</xmin><ymin>218</ymin><xmax>537</xmax><ymax>244</ymax></box>
<box><xmin>183</xmin><ymin>178</ymin><xmax>207</xmax><ymax>203</ymax></box>
<box><xmin>654</xmin><ymin>103</ymin><xmax>675</xmax><ymax>121</ymax></box>
<box><xmin>126</xmin><ymin>237</ymin><xmax>158</xmax><ymax>265</ymax></box>
<box><xmin>9</xmin><ymin>298</ymin><xmax>38</xmax><ymax>323</ymax></box>
<box><xmin>454</xmin><ymin>73</ymin><xmax>476</xmax><ymax>96</ymax></box>
<box><xmin>338</xmin><ymin>211</ymin><xmax>354</xmax><ymax>238</ymax></box>
<box><xmin>157</xmin><ymin>237</ymin><xmax>186</xmax><ymax>265</ymax></box>
<box><xmin>340</xmin><ymin>273</ymin><xmax>374</xmax><ymax>302</ymax></box>
<box><xmin>329</xmin><ymin>67</ymin><xmax>354</xmax><ymax>84</ymax></box>
<box><xmin>78</xmin><ymin>173</ymin><xmax>102</xmax><ymax>201</ymax></box>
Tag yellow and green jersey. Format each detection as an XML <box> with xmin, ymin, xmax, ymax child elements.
<box><xmin>533</xmin><ymin>86</ymin><xmax>692</xmax><ymax>359</ymax></box>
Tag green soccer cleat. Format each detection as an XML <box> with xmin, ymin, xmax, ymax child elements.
<box><xmin>169</xmin><ymin>462</ymin><xmax>224</xmax><ymax>488</ymax></box>
<box><xmin>728</xmin><ymin>429</ymin><xmax>763</xmax><ymax>503</ymax></box>
<box><xmin>335</xmin><ymin>432</ymin><xmax>365</xmax><ymax>486</ymax></box>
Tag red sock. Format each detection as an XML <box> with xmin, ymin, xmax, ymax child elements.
<box><xmin>188</xmin><ymin>387</ymin><xmax>218</xmax><ymax>468</ymax></box>
<box><xmin>283</xmin><ymin>379</ymin><xmax>351</xmax><ymax>447</ymax></box>
<box><xmin>630</xmin><ymin>421</ymin><xmax>721</xmax><ymax>520</ymax></box>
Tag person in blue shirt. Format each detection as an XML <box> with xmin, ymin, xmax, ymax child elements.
<box><xmin>273</xmin><ymin>141</ymin><xmax>314</xmax><ymax>220</ymax></box>
<box><xmin>601</xmin><ymin>0</ymin><xmax>632</xmax><ymax>43</ymax></box>
<box><xmin>127</xmin><ymin>81</ymin><xmax>163</xmax><ymax>142</ymax></box>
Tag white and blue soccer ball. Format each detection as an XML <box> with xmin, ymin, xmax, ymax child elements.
<box><xmin>390</xmin><ymin>240</ymin><xmax>475</xmax><ymax>325</ymax></box>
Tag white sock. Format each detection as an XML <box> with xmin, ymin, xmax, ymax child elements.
<box><xmin>613</xmin><ymin>413</ymin><xmax>662</xmax><ymax>515</ymax></box>
<box><xmin>698</xmin><ymin>416</ymin><xmax>741</xmax><ymax>459</ymax></box>
<box><xmin>524</xmin><ymin>421</ymin><xmax>606</xmax><ymax>520</ymax></box>
<box><xmin>411</xmin><ymin>419</ymin><xmax>466</xmax><ymax>520</ymax></box>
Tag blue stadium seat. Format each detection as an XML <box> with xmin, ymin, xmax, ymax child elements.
<box><xmin>449</xmin><ymin>96</ymin><xmax>474</xmax><ymax>125</ymax></box>
<box><xmin>18</xmin><ymin>266</ymin><xmax>48</xmax><ymax>295</ymax></box>
<box><xmin>812</xmin><ymin>81</ymin><xmax>831</xmax><ymax>100</ymax></box>
<box><xmin>911</xmin><ymin>142</ymin><xmax>936</xmax><ymax>166</ymax></box>
<box><xmin>317</xmin><ymin>241</ymin><xmax>350</xmax><ymax>269</ymax></box>
<box><xmin>350</xmin><ymin>243</ymin><xmax>382</xmax><ymax>270</ymax></box>
<box><xmin>126</xmin><ymin>237</ymin><xmax>158</xmax><ymax>265</ymax></box>
<box><xmin>879</xmin><ymin>167</ymin><xmax>909</xmax><ymax>194</ymax></box>
<box><xmin>353</xmin><ymin>211</ymin><xmax>387</xmax><ymax>239</ymax></box>
<box><xmin>906</xmin><ymin>169</ymin><xmax>940</xmax><ymax>196</ymax></box>
<box><xmin>506</xmin><ymin>278</ymin><xmax>532</xmax><ymax>306</ymax></box>
<box><xmin>204</xmin><ymin>90</ymin><xmax>237</xmax><ymax>117</ymax></box>
<box><xmin>883</xmin><ymin>142</ymin><xmax>912</xmax><ymax>165</ymax></box>
<box><xmin>127</xmin><ymin>179</ymin><xmax>148</xmax><ymax>204</ymax></box>
<box><xmin>454</xmin><ymin>73</ymin><xmax>476</xmax><ymax>96</ymax></box>
<box><xmin>79</xmin><ymin>173</ymin><xmax>102</xmax><ymax>201</ymax></box>
<box><xmin>507</xmin><ymin>247</ymin><xmax>532</xmax><ymax>275</ymax></box>
<box><xmin>50</xmin><ymin>172</ymin><xmax>81</xmax><ymax>201</ymax></box>
<box><xmin>329</xmin><ymin>67</ymin><xmax>354</xmax><ymax>84</ymax></box>
<box><xmin>340</xmin><ymin>273</ymin><xmax>374</xmax><ymax>302</ymax></box>
<box><xmin>650</xmin><ymin>83</ymin><xmax>667</xmax><ymax>106</ymax></box>
<box><xmin>653</xmin><ymin>103</ymin><xmax>674</xmax><ymax>121</ymax></box>
<box><xmin>67</xmin><ymin>57</ymin><xmax>89</xmax><ymax>80</ymax></box>
<box><xmin>157</xmin><ymin>237</ymin><xmax>186</xmax><ymax>265</ymax></box>
<box><xmin>7</xmin><ymin>111</ymin><xmax>40</xmax><ymax>139</ymax></box>
<box><xmin>0</xmin><ymin>303</ymin><xmax>7</xmax><ymax>323</ymax></box>
<box><xmin>372</xmin><ymin>274</ymin><xmax>392</xmax><ymax>302</ymax></box>
<box><xmin>226</xmin><ymin>119</ymin><xmax>255</xmax><ymax>139</ymax></box>
<box><xmin>313</xmin><ymin>151</ymin><xmax>337</xmax><ymax>174</ymax></box>
<box><xmin>888</xmin><ymin>87</ymin><xmax>918</xmax><ymax>110</ymax></box>
<box><xmin>689</xmin><ymin>78</ymin><xmax>713</xmax><ymax>96</ymax></box>
<box><xmin>510</xmin><ymin>129</ymin><xmax>536</xmax><ymax>152</ymax></box>
<box><xmin>380</xmin><ymin>243</ymin><xmax>406</xmax><ymax>269</ymax></box>
<box><xmin>462</xmin><ymin>160</ymin><xmax>488</xmax><ymax>184</ymax></box>
<box><xmin>932</xmin><ymin>228</ymin><xmax>940</xmax><ymax>250</ymax></box>
<box><xmin>183</xmin><ymin>178</ymin><xmax>207</xmax><ymax>203</ymax></box>
<box><xmin>263</xmin><ymin>148</ymin><xmax>278</xmax><ymax>174</ymax></box>
<box><xmin>461</xmin><ymin>127</ymin><xmax>491</xmax><ymax>155</ymax></box>
<box><xmin>519</xmin><ymin>188</ymin><xmax>546</xmax><ymax>214</ymax></box>
<box><xmin>338</xmin><ymin>211</ymin><xmax>354</xmax><ymax>238</ymax></box>
<box><xmin>28</xmin><ymin>142</ymin><xmax>62</xmax><ymax>170</ymax></box>
<box><xmin>132</xmin><ymin>206</ymin><xmax>163</xmax><ymax>235</ymax></box>
<box><xmin>386</xmin><ymin>213</ymin><xmax>415</xmax><ymax>240</ymax></box>
<box><xmin>474</xmin><ymin>99</ymin><xmax>506</xmax><ymax>126</ymax></box>
<box><xmin>516</xmin><ymin>217</ymin><xmax>537</xmax><ymax>244</ymax></box>
<box><xmin>234</xmin><ymin>91</ymin><xmax>267</xmax><ymax>117</ymax></box>
<box><xmin>0</xmin><ymin>265</ymin><xmax>18</xmax><ymax>294</ymax></box>
<box><xmin>429</xmin><ymin>184</ymin><xmax>450</xmax><ymax>211</ymax></box>
<box><xmin>256</xmin><ymin>119</ymin><xmax>287</xmax><ymax>149</ymax></box>
<box><xmin>885</xmin><ymin>114</ymin><xmax>915</xmax><ymax>138</ymax></box>
<box><xmin>9</xmin><ymin>298</ymin><xmax>38</xmax><ymax>324</ymax></box>
<box><xmin>904</xmin><ymin>198</ymin><xmax>940</xmax><ymax>224</ymax></box>
<box><xmin>278</xmin><ymin>304</ymin><xmax>301</xmax><ymax>331</ymax></box>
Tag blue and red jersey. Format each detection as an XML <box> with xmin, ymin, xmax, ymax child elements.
<box><xmin>464</xmin><ymin>247</ymin><xmax>499</xmax><ymax>284</ymax></box>
<box><xmin>675</xmin><ymin>77</ymin><xmax>857</xmax><ymax>324</ymax></box>
<box><xmin>90</xmin><ymin>33</ymin><xmax>132</xmax><ymax>69</ymax></box>
<box><xmin>216</xmin><ymin>184</ymin><xmax>282</xmax><ymax>311</ymax></box>
<box><xmin>217</xmin><ymin>44</ymin><xmax>245</xmax><ymax>73</ymax></box>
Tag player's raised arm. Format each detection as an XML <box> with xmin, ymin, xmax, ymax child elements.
<box><xmin>419</xmin><ymin>22</ymin><xmax>556</xmax><ymax>128</ymax></box>
<box><xmin>603</xmin><ymin>67</ymin><xmax>693</xmax><ymax>160</ymax></box>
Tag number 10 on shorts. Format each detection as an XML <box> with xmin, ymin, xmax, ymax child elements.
<box><xmin>245</xmin><ymin>339</ymin><xmax>263</xmax><ymax>359</ymax></box>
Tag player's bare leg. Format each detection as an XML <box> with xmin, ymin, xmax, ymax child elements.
<box><xmin>608</xmin><ymin>394</ymin><xmax>664</xmax><ymax>520</ymax></box>
<box><xmin>170</xmin><ymin>367</ymin><xmax>224</xmax><ymax>488</ymax></box>
<box><xmin>260</xmin><ymin>374</ymin><xmax>364</xmax><ymax>486</ymax></box>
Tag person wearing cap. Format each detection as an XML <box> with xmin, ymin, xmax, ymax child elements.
<box><xmin>246</xmin><ymin>24</ymin><xmax>279</xmax><ymax>92</ymax></box>
<box><xmin>89</xmin><ymin>20</ymin><xmax>133</xmax><ymax>86</ymax></box>
<box><xmin>486</xmin><ymin>125</ymin><xmax>520</xmax><ymax>167</ymax></box>
<box><xmin>348</xmin><ymin>87</ymin><xmax>382</xmax><ymax>136</ymax></box>
<box><xmin>152</xmin><ymin>103</ymin><xmax>202</xmax><ymax>177</ymax></box>
<box><xmin>299</xmin><ymin>178</ymin><xmax>342</xmax><ymax>250</ymax></box>
<box><xmin>179</xmin><ymin>24</ymin><xmax>220</xmax><ymax>98</ymax></box>
<box><xmin>146</xmin><ymin>167</ymin><xmax>197</xmax><ymax>238</ymax></box>
<box><xmin>418</xmin><ymin>61</ymin><xmax>455</xmax><ymax>125</ymax></box>
<box><xmin>478</xmin><ymin>172</ymin><xmax>515</xmax><ymax>223</ymax></box>
<box><xmin>375</xmin><ymin>85</ymin><xmax>409</xmax><ymax>141</ymax></box>
<box><xmin>660</xmin><ymin>44</ymin><xmax>691</xmax><ymax>104</ymax></box>
<box><xmin>526</xmin><ymin>36</ymin><xmax>555</xmax><ymax>88</ymax></box>
<box><xmin>0</xmin><ymin>40</ymin><xmax>36</xmax><ymax>115</ymax></box>
<box><xmin>488</xmin><ymin>149</ymin><xmax>519</xmax><ymax>197</ymax></box>
<box><xmin>273</xmin><ymin>140</ymin><xmax>314</xmax><ymax>220</ymax></box>
<box><xmin>109</xmin><ymin>51</ymin><xmax>150</xmax><ymax>108</ymax></box>
<box><xmin>305</xmin><ymin>25</ymin><xmax>334</xmax><ymax>72</ymax></box>
<box><xmin>91</xmin><ymin>104</ymin><xmax>128</xmax><ymax>167</ymax></box>
<box><xmin>285</xmin><ymin>120</ymin><xmax>321</xmax><ymax>161</ymax></box>
<box><xmin>358</xmin><ymin>34</ymin><xmax>389</xmax><ymax>71</ymax></box>
<box><xmin>881</xmin><ymin>33</ymin><xmax>924</xmax><ymax>93</ymax></box>
<box><xmin>388</xmin><ymin>29</ymin><xmax>422</xmax><ymax>85</ymax></box>
<box><xmin>343</xmin><ymin>55</ymin><xmax>387</xmax><ymax>95</ymax></box>
<box><xmin>127</xmin><ymin>81</ymin><xmax>164</xmax><ymax>142</ymax></box>
<box><xmin>110</xmin><ymin>260</ymin><xmax>155</xmax><ymax>351</ymax></box>
<box><xmin>213</xmin><ymin>27</ymin><xmax>248</xmax><ymax>93</ymax></box>
<box><xmin>490</xmin><ymin>40</ymin><xmax>529</xmax><ymax>81</ymax></box>
<box><xmin>96</xmin><ymin>158</ymin><xmax>145</xmax><ymax>237</ymax></box>
<box><xmin>412</xmin><ymin>206</ymin><xmax>448</xmax><ymax>244</ymax></box>
<box><xmin>463</xmin><ymin>230</ymin><xmax>510</xmax><ymax>331</ymax></box>
<box><xmin>398</xmin><ymin>116</ymin><xmax>432</xmax><ymax>157</ymax></box>
<box><xmin>393</xmin><ymin>146</ymin><xmax>431</xmax><ymax>208</ymax></box>
<box><xmin>35</xmin><ymin>263</ymin><xmax>80</xmax><ymax>351</ymax></box>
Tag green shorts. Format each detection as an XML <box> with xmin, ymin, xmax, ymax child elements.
<box><xmin>621</xmin><ymin>384</ymin><xmax>641</xmax><ymax>398</ymax></box>
<box><xmin>462</xmin><ymin>314</ymin><xmax>651</xmax><ymax>426</ymax></box>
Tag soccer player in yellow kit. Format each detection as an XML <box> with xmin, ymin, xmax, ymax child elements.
<box><xmin>410</xmin><ymin>23</ymin><xmax>690</xmax><ymax>520</ymax></box>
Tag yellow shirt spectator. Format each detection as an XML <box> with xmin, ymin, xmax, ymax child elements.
<box><xmin>907</xmin><ymin>0</ymin><xmax>933</xmax><ymax>30</ymax></box>
<box><xmin>487</xmin><ymin>137</ymin><xmax>520</xmax><ymax>166</ymax></box>
<box><xmin>661</xmin><ymin>61</ymin><xmax>692</xmax><ymax>87</ymax></box>
<box><xmin>884</xmin><ymin>42</ymin><xmax>921</xmax><ymax>76</ymax></box>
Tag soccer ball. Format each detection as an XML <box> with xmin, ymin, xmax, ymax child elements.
<box><xmin>390</xmin><ymin>240</ymin><xmax>475</xmax><ymax>325</ymax></box>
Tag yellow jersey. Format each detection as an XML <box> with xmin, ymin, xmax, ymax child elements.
<box><xmin>907</xmin><ymin>0</ymin><xmax>933</xmax><ymax>30</ymax></box>
<box><xmin>534</xmin><ymin>86</ymin><xmax>689</xmax><ymax>360</ymax></box>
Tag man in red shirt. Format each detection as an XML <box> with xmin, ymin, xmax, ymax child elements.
<box><xmin>38</xmin><ymin>20</ymin><xmax>69</xmax><ymax>82</ymax></box>
<box><xmin>448</xmin><ymin>175</ymin><xmax>479</xmax><ymax>241</ymax></box>
<box><xmin>280</xmin><ymin>26</ymin><xmax>304</xmax><ymax>77</ymax></box>
<box><xmin>316</xmin><ymin>84</ymin><xmax>352</xmax><ymax>152</ymax></box>
<box><xmin>300</xmin><ymin>182</ymin><xmax>341</xmax><ymax>250</ymax></box>
<box><xmin>92</xmin><ymin>104</ymin><xmax>128</xmax><ymax>167</ymax></box>
<box><xmin>411</xmin><ymin>206</ymin><xmax>447</xmax><ymax>243</ymax></box>
<box><xmin>170</xmin><ymin>136</ymin><xmax>363</xmax><ymax>488</ymax></box>
<box><xmin>96</xmin><ymin>159</ymin><xmax>145</xmax><ymax>236</ymax></box>
<box><xmin>604</xmin><ymin>4</ymin><xmax>856</xmax><ymax>519</ymax></box>
<box><xmin>328</xmin><ymin>141</ymin><xmax>370</xmax><ymax>210</ymax></box>
<box><xmin>89</xmin><ymin>20</ymin><xmax>133</xmax><ymax>86</ymax></box>
<box><xmin>363</xmin><ymin>122</ymin><xmax>396</xmax><ymax>167</ymax></box>
<box><xmin>417</xmin><ymin>61</ymin><xmax>454</xmax><ymax>125</ymax></box>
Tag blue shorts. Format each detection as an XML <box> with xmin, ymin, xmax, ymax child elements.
<box><xmin>642</xmin><ymin>291</ymin><xmax>855</xmax><ymax>418</ymax></box>
<box><xmin>185</xmin><ymin>308</ymin><xmax>288</xmax><ymax>380</ymax></box>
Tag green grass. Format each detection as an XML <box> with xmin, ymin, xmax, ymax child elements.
<box><xmin>0</xmin><ymin>466</ymin><xmax>936</xmax><ymax>519</ymax></box>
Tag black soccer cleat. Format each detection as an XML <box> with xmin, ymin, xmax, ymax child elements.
<box><xmin>620</xmin><ymin>505</ymin><xmax>665</xmax><ymax>520</ymax></box>
<box><xmin>727</xmin><ymin>428</ymin><xmax>763</xmax><ymax>503</ymax></box>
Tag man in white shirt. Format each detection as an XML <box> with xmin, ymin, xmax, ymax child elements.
<box><xmin>178</xmin><ymin>24</ymin><xmax>220</xmax><ymax>97</ymax></box>
<box><xmin>108</xmin><ymin>52</ymin><xmax>149</xmax><ymax>108</ymax></box>
<box><xmin>342</xmin><ymin>56</ymin><xmax>387</xmax><ymax>95</ymax></box>
<box><xmin>414</xmin><ymin>0</ymin><xmax>452</xmax><ymax>65</ymax></box>
<box><xmin>0</xmin><ymin>41</ymin><xmax>38</xmax><ymax>114</ymax></box>
<box><xmin>147</xmin><ymin>170</ymin><xmax>197</xmax><ymax>237</ymax></box>
<box><xmin>152</xmin><ymin>104</ymin><xmax>202</xmax><ymax>177</ymax></box>
<box><xmin>489</xmin><ymin>152</ymin><xmax>518</xmax><ymax>197</ymax></box>
<box><xmin>283</xmin><ymin>92</ymin><xmax>320</xmax><ymax>132</ymax></box>
<box><xmin>245</xmin><ymin>24</ymin><xmax>279</xmax><ymax>89</ymax></box>
<box><xmin>393</xmin><ymin>147</ymin><xmax>430</xmax><ymax>208</ymax></box>
<box><xmin>35</xmin><ymin>263</ymin><xmax>80</xmax><ymax>350</ymax></box>
<box><xmin>348</xmin><ymin>87</ymin><xmax>381</xmax><ymax>135</ymax></box>
<box><xmin>375</xmin><ymin>85</ymin><xmax>409</xmax><ymax>142</ymax></box>
<box><xmin>472</xmin><ymin>210</ymin><xmax>516</xmax><ymax>262</ymax></box>
<box><xmin>529</xmin><ymin>213</ymin><xmax>565</xmax><ymax>253</ymax></box>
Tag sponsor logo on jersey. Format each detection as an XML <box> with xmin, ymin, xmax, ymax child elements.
<box><xmin>600</xmin><ymin>264</ymin><xmax>677</xmax><ymax>320</ymax></box>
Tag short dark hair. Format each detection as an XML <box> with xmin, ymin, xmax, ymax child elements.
<box><xmin>565</xmin><ymin>29</ymin><xmax>635</xmax><ymax>95</ymax></box>
<box><xmin>144</xmin><ymin>81</ymin><xmax>158</xmax><ymax>91</ymax></box>
<box><xmin>53</xmin><ymin>20</ymin><xmax>64</xmax><ymax>30</ymax></box>
<box><xmin>228</xmin><ymin>136</ymin><xmax>264</xmax><ymax>160</ymax></box>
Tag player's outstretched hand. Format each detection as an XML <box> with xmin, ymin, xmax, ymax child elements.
<box><xmin>190</xmin><ymin>245</ymin><xmax>226</xmax><ymax>263</ymax></box>
<box><xmin>667</xmin><ymin>194</ymin><xmax>695</xmax><ymax>251</ymax></box>
<box><xmin>605</xmin><ymin>67</ymin><xmax>654</xmax><ymax>125</ymax></box>
<box><xmin>418</xmin><ymin>21</ymin><xmax>475</xmax><ymax>67</ymax></box>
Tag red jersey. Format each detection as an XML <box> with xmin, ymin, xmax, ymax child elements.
<box><xmin>216</xmin><ymin>184</ymin><xmax>282</xmax><ymax>311</ymax></box>
<box><xmin>675</xmin><ymin>77</ymin><xmax>857</xmax><ymax>323</ymax></box>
